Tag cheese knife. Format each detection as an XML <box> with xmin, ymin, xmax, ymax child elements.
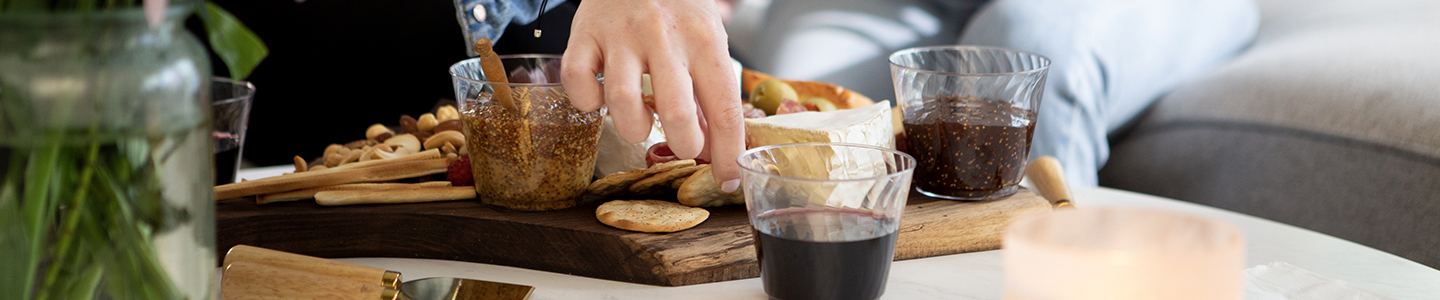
<box><xmin>221</xmin><ymin>245</ymin><xmax>533</xmax><ymax>300</ymax></box>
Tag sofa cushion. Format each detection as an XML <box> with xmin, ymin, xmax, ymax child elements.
<box><xmin>1101</xmin><ymin>0</ymin><xmax>1440</xmax><ymax>267</ymax></box>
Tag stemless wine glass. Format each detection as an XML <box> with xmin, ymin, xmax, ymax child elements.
<box><xmin>738</xmin><ymin>143</ymin><xmax>917</xmax><ymax>300</ymax></box>
<box><xmin>890</xmin><ymin>46</ymin><xmax>1050</xmax><ymax>201</ymax></box>
<box><xmin>213</xmin><ymin>77</ymin><xmax>255</xmax><ymax>185</ymax></box>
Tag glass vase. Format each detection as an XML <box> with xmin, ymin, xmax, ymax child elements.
<box><xmin>0</xmin><ymin>5</ymin><xmax>216</xmax><ymax>300</ymax></box>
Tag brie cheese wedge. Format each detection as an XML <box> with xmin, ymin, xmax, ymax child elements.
<box><xmin>743</xmin><ymin>101</ymin><xmax>895</xmax><ymax>208</ymax></box>
<box><xmin>744</xmin><ymin>100</ymin><xmax>894</xmax><ymax>149</ymax></box>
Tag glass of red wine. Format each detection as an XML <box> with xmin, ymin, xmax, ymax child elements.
<box><xmin>212</xmin><ymin>78</ymin><xmax>255</xmax><ymax>185</ymax></box>
<box><xmin>737</xmin><ymin>143</ymin><xmax>917</xmax><ymax>300</ymax></box>
<box><xmin>889</xmin><ymin>46</ymin><xmax>1051</xmax><ymax>201</ymax></box>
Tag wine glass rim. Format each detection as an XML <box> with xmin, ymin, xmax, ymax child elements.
<box><xmin>449</xmin><ymin>54</ymin><xmax>565</xmax><ymax>87</ymax></box>
<box><xmin>888</xmin><ymin>45</ymin><xmax>1052</xmax><ymax>76</ymax></box>
<box><xmin>736</xmin><ymin>142</ymin><xmax>917</xmax><ymax>183</ymax></box>
<box><xmin>212</xmin><ymin>77</ymin><xmax>255</xmax><ymax>106</ymax></box>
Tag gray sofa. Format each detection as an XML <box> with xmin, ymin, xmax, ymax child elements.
<box><xmin>734</xmin><ymin>0</ymin><xmax>1440</xmax><ymax>267</ymax></box>
<box><xmin>1100</xmin><ymin>0</ymin><xmax>1440</xmax><ymax>267</ymax></box>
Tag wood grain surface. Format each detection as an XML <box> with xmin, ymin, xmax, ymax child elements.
<box><xmin>217</xmin><ymin>189</ymin><xmax>1050</xmax><ymax>286</ymax></box>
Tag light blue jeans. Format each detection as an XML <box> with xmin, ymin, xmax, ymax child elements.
<box><xmin>742</xmin><ymin>0</ymin><xmax>1259</xmax><ymax>186</ymax></box>
<box><xmin>960</xmin><ymin>0</ymin><xmax>1260</xmax><ymax>186</ymax></box>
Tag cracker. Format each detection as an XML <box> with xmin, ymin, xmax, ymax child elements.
<box><xmin>587</xmin><ymin>170</ymin><xmax>647</xmax><ymax>196</ymax></box>
<box><xmin>587</xmin><ymin>159</ymin><xmax>697</xmax><ymax>197</ymax></box>
<box><xmin>676</xmin><ymin>165</ymin><xmax>744</xmax><ymax>207</ymax></box>
<box><xmin>595</xmin><ymin>200</ymin><xmax>709</xmax><ymax>233</ymax></box>
<box><xmin>628</xmin><ymin>165</ymin><xmax>705</xmax><ymax>194</ymax></box>
<box><xmin>643</xmin><ymin>159</ymin><xmax>696</xmax><ymax>176</ymax></box>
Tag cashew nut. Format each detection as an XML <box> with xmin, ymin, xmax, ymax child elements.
<box><xmin>436</xmin><ymin>105</ymin><xmax>460</xmax><ymax>122</ymax></box>
<box><xmin>384</xmin><ymin>134</ymin><xmax>421</xmax><ymax>154</ymax></box>
<box><xmin>293</xmin><ymin>155</ymin><xmax>309</xmax><ymax>173</ymax></box>
<box><xmin>340</xmin><ymin>146</ymin><xmax>365</xmax><ymax>165</ymax></box>
<box><xmin>417</xmin><ymin>113</ymin><xmax>439</xmax><ymax>132</ymax></box>
<box><xmin>424</xmin><ymin>130</ymin><xmax>466</xmax><ymax>152</ymax></box>
<box><xmin>323</xmin><ymin>144</ymin><xmax>351</xmax><ymax>167</ymax></box>
<box><xmin>366</xmin><ymin>124</ymin><xmax>394</xmax><ymax>142</ymax></box>
<box><xmin>361</xmin><ymin>146</ymin><xmax>406</xmax><ymax>161</ymax></box>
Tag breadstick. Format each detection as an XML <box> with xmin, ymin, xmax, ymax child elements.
<box><xmin>328</xmin><ymin>149</ymin><xmax>441</xmax><ymax>171</ymax></box>
<box><xmin>215</xmin><ymin>158</ymin><xmax>448</xmax><ymax>200</ymax></box>
<box><xmin>257</xmin><ymin>182</ymin><xmax>451</xmax><ymax>204</ymax></box>
<box><xmin>315</xmin><ymin>186</ymin><xmax>476</xmax><ymax>206</ymax></box>
<box><xmin>473</xmin><ymin>38</ymin><xmax>518</xmax><ymax>113</ymax></box>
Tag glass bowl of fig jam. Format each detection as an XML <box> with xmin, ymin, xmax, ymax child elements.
<box><xmin>889</xmin><ymin>46</ymin><xmax>1051</xmax><ymax>201</ymax></box>
<box><xmin>450</xmin><ymin>55</ymin><xmax>604</xmax><ymax>211</ymax></box>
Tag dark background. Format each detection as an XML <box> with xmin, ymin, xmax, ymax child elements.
<box><xmin>189</xmin><ymin>0</ymin><xmax>578</xmax><ymax>166</ymax></box>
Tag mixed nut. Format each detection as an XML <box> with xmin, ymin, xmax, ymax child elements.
<box><xmin>315</xmin><ymin>105</ymin><xmax>468</xmax><ymax>172</ymax></box>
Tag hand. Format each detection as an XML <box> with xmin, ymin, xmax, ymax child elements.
<box><xmin>562</xmin><ymin>0</ymin><xmax>744</xmax><ymax>192</ymax></box>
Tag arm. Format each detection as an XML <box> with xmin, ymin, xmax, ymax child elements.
<box><xmin>453</xmin><ymin>0</ymin><xmax>566</xmax><ymax>56</ymax></box>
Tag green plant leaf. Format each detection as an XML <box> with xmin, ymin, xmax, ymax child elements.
<box><xmin>198</xmin><ymin>2</ymin><xmax>267</xmax><ymax>79</ymax></box>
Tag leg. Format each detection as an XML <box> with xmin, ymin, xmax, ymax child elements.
<box><xmin>960</xmin><ymin>0</ymin><xmax>1259</xmax><ymax>186</ymax></box>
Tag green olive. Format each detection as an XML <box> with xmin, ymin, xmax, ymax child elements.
<box><xmin>802</xmin><ymin>97</ymin><xmax>838</xmax><ymax>112</ymax></box>
<box><xmin>750</xmin><ymin>79</ymin><xmax>798</xmax><ymax>115</ymax></box>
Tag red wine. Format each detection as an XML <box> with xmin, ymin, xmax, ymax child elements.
<box><xmin>903</xmin><ymin>98</ymin><xmax>1035</xmax><ymax>200</ymax></box>
<box><xmin>753</xmin><ymin>208</ymin><xmax>898</xmax><ymax>300</ymax></box>
<box><xmin>214</xmin><ymin>133</ymin><xmax>242</xmax><ymax>185</ymax></box>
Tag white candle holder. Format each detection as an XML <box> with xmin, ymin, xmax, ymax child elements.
<box><xmin>1003</xmin><ymin>207</ymin><xmax>1245</xmax><ymax>300</ymax></box>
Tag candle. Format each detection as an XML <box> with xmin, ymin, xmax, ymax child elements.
<box><xmin>1003</xmin><ymin>207</ymin><xmax>1244</xmax><ymax>300</ymax></box>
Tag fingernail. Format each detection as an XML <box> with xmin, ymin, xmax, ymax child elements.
<box><xmin>721</xmin><ymin>179</ymin><xmax>741</xmax><ymax>193</ymax></box>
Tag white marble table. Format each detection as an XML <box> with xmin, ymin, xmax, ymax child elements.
<box><xmin>236</xmin><ymin>167</ymin><xmax>1440</xmax><ymax>299</ymax></box>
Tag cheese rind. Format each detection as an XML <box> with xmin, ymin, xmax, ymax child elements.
<box><xmin>744</xmin><ymin>100</ymin><xmax>894</xmax><ymax>149</ymax></box>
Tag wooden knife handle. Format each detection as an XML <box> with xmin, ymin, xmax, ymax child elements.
<box><xmin>1025</xmin><ymin>156</ymin><xmax>1074</xmax><ymax>208</ymax></box>
<box><xmin>222</xmin><ymin>261</ymin><xmax>399</xmax><ymax>300</ymax></box>
<box><xmin>223</xmin><ymin>245</ymin><xmax>401</xmax><ymax>289</ymax></box>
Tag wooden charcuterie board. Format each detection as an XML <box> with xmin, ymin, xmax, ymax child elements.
<box><xmin>216</xmin><ymin>189</ymin><xmax>1050</xmax><ymax>286</ymax></box>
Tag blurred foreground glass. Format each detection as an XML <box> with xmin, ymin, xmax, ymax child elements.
<box><xmin>738</xmin><ymin>143</ymin><xmax>916</xmax><ymax>300</ymax></box>
<box><xmin>450</xmin><ymin>55</ymin><xmax>604</xmax><ymax>211</ymax></box>
<box><xmin>890</xmin><ymin>46</ymin><xmax>1050</xmax><ymax>201</ymax></box>
<box><xmin>1004</xmin><ymin>207</ymin><xmax>1245</xmax><ymax>300</ymax></box>
<box><xmin>0</xmin><ymin>6</ymin><xmax>216</xmax><ymax>299</ymax></box>
<box><xmin>213</xmin><ymin>78</ymin><xmax>255</xmax><ymax>185</ymax></box>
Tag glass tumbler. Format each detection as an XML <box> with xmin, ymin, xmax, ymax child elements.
<box><xmin>889</xmin><ymin>46</ymin><xmax>1050</xmax><ymax>201</ymax></box>
<box><xmin>212</xmin><ymin>77</ymin><xmax>255</xmax><ymax>185</ymax></box>
<box><xmin>450</xmin><ymin>55</ymin><xmax>604</xmax><ymax>211</ymax></box>
<box><xmin>738</xmin><ymin>143</ymin><xmax>917</xmax><ymax>300</ymax></box>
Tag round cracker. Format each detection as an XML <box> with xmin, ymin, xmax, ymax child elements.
<box><xmin>643</xmin><ymin>159</ymin><xmax>697</xmax><ymax>176</ymax></box>
<box><xmin>596</xmin><ymin>200</ymin><xmax>710</xmax><ymax>233</ymax></box>
<box><xmin>588</xmin><ymin>170</ymin><xmax>648</xmax><ymax>196</ymax></box>
<box><xmin>629</xmin><ymin>165</ymin><xmax>706</xmax><ymax>194</ymax></box>
<box><xmin>677</xmin><ymin>166</ymin><xmax>744</xmax><ymax>207</ymax></box>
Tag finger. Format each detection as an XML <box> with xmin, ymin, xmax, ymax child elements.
<box><xmin>602</xmin><ymin>54</ymin><xmax>654</xmax><ymax>143</ymax></box>
<box><xmin>649</xmin><ymin>59</ymin><xmax>705</xmax><ymax>159</ymax></box>
<box><xmin>691</xmin><ymin>53</ymin><xmax>744</xmax><ymax>192</ymax></box>
<box><xmin>561</xmin><ymin>39</ymin><xmax>604</xmax><ymax>112</ymax></box>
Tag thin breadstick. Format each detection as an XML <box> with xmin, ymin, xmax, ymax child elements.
<box><xmin>257</xmin><ymin>182</ymin><xmax>451</xmax><ymax>204</ymax></box>
<box><xmin>473</xmin><ymin>38</ymin><xmax>517</xmax><ymax>113</ymax></box>
<box><xmin>472</xmin><ymin>38</ymin><xmax>534</xmax><ymax>167</ymax></box>
<box><xmin>328</xmin><ymin>149</ymin><xmax>441</xmax><ymax>171</ymax></box>
<box><xmin>315</xmin><ymin>186</ymin><xmax>476</xmax><ymax>206</ymax></box>
<box><xmin>215</xmin><ymin>158</ymin><xmax>449</xmax><ymax>200</ymax></box>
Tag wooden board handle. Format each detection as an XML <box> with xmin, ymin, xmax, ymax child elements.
<box><xmin>1025</xmin><ymin>156</ymin><xmax>1074</xmax><ymax>208</ymax></box>
<box><xmin>222</xmin><ymin>261</ymin><xmax>398</xmax><ymax>300</ymax></box>
<box><xmin>224</xmin><ymin>245</ymin><xmax>401</xmax><ymax>289</ymax></box>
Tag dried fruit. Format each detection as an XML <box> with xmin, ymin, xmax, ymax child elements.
<box><xmin>447</xmin><ymin>155</ymin><xmax>474</xmax><ymax>186</ymax></box>
<box><xmin>646</xmin><ymin>142</ymin><xmax>678</xmax><ymax>167</ymax></box>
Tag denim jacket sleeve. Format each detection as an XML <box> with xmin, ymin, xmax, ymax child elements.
<box><xmin>454</xmin><ymin>0</ymin><xmax>564</xmax><ymax>56</ymax></box>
